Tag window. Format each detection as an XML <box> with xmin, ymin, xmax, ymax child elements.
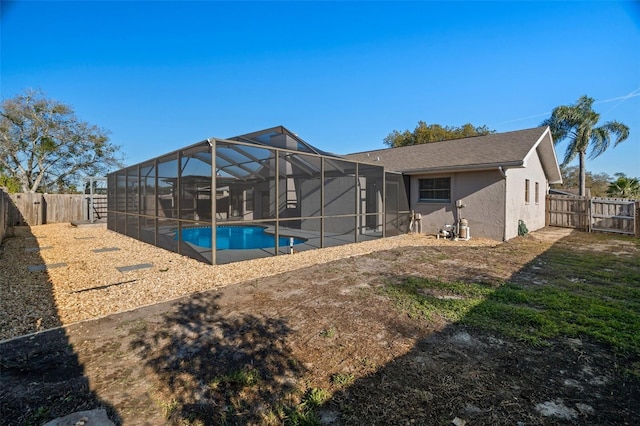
<box><xmin>525</xmin><ymin>179</ymin><xmax>530</xmax><ymax>204</ymax></box>
<box><xmin>535</xmin><ymin>182</ymin><xmax>540</xmax><ymax>204</ymax></box>
<box><xmin>419</xmin><ymin>177</ymin><xmax>451</xmax><ymax>202</ymax></box>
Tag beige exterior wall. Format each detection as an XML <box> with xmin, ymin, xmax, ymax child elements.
<box><xmin>410</xmin><ymin>170</ymin><xmax>506</xmax><ymax>240</ymax></box>
<box><xmin>504</xmin><ymin>152</ymin><xmax>548</xmax><ymax>240</ymax></box>
<box><xmin>405</xmin><ymin>148</ymin><xmax>551</xmax><ymax>241</ymax></box>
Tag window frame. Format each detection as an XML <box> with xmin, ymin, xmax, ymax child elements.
<box><xmin>525</xmin><ymin>179</ymin><xmax>530</xmax><ymax>204</ymax></box>
<box><xmin>418</xmin><ymin>177</ymin><xmax>451</xmax><ymax>203</ymax></box>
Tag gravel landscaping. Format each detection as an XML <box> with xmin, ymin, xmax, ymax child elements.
<box><xmin>0</xmin><ymin>223</ymin><xmax>500</xmax><ymax>341</ymax></box>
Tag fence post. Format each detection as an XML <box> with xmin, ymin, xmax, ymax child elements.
<box><xmin>0</xmin><ymin>188</ymin><xmax>8</xmax><ymax>241</ymax></box>
<box><xmin>587</xmin><ymin>196</ymin><xmax>595</xmax><ymax>235</ymax></box>
<box><xmin>545</xmin><ymin>195</ymin><xmax>550</xmax><ymax>226</ymax></box>
<box><xmin>636</xmin><ymin>201</ymin><xmax>640</xmax><ymax>238</ymax></box>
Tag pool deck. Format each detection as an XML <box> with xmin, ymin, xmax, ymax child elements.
<box><xmin>185</xmin><ymin>227</ymin><xmax>383</xmax><ymax>264</ymax></box>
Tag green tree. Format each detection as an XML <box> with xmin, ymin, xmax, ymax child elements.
<box><xmin>383</xmin><ymin>121</ymin><xmax>494</xmax><ymax>147</ymax></box>
<box><xmin>0</xmin><ymin>170</ymin><xmax>21</xmax><ymax>193</ymax></box>
<box><xmin>551</xmin><ymin>165</ymin><xmax>611</xmax><ymax>197</ymax></box>
<box><xmin>606</xmin><ymin>173</ymin><xmax>640</xmax><ymax>199</ymax></box>
<box><xmin>542</xmin><ymin>95</ymin><xmax>629</xmax><ymax>196</ymax></box>
<box><xmin>0</xmin><ymin>89</ymin><xmax>122</xmax><ymax>193</ymax></box>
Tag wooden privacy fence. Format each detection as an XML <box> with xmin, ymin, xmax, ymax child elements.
<box><xmin>546</xmin><ymin>194</ymin><xmax>639</xmax><ymax>237</ymax></box>
<box><xmin>0</xmin><ymin>188</ymin><xmax>11</xmax><ymax>242</ymax></box>
<box><xmin>546</xmin><ymin>195</ymin><xmax>589</xmax><ymax>230</ymax></box>
<box><xmin>5</xmin><ymin>193</ymin><xmax>108</xmax><ymax>226</ymax></box>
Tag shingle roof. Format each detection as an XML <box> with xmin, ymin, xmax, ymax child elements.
<box><xmin>345</xmin><ymin>126</ymin><xmax>562</xmax><ymax>183</ymax></box>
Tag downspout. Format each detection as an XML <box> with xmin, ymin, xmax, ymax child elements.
<box><xmin>499</xmin><ymin>167</ymin><xmax>508</xmax><ymax>241</ymax></box>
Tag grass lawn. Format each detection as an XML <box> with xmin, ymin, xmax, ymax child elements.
<box><xmin>383</xmin><ymin>232</ymin><xmax>640</xmax><ymax>370</ymax></box>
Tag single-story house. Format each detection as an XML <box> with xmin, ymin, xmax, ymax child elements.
<box><xmin>107</xmin><ymin>125</ymin><xmax>561</xmax><ymax>265</ymax></box>
<box><xmin>345</xmin><ymin>126</ymin><xmax>562</xmax><ymax>241</ymax></box>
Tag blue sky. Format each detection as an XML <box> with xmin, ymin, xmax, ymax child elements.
<box><xmin>2</xmin><ymin>1</ymin><xmax>639</xmax><ymax>180</ymax></box>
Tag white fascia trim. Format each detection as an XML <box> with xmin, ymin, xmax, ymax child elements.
<box><xmin>522</xmin><ymin>127</ymin><xmax>548</xmax><ymax>166</ymax></box>
<box><xmin>523</xmin><ymin>127</ymin><xmax>563</xmax><ymax>184</ymax></box>
<box><xmin>400</xmin><ymin>161</ymin><xmax>524</xmax><ymax>175</ymax></box>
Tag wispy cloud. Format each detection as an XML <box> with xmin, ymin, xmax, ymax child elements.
<box><xmin>498</xmin><ymin>88</ymin><xmax>640</xmax><ymax>126</ymax></box>
<box><xmin>597</xmin><ymin>87</ymin><xmax>640</xmax><ymax>116</ymax></box>
<box><xmin>498</xmin><ymin>112</ymin><xmax>552</xmax><ymax>125</ymax></box>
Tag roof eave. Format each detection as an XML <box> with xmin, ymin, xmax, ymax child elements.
<box><xmin>523</xmin><ymin>127</ymin><xmax>563</xmax><ymax>184</ymax></box>
<box><xmin>396</xmin><ymin>161</ymin><xmax>525</xmax><ymax>175</ymax></box>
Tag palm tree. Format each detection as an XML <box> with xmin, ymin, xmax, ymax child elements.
<box><xmin>542</xmin><ymin>95</ymin><xmax>630</xmax><ymax>196</ymax></box>
<box><xmin>607</xmin><ymin>173</ymin><xmax>640</xmax><ymax>199</ymax></box>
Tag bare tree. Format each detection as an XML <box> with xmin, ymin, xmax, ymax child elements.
<box><xmin>0</xmin><ymin>89</ymin><xmax>122</xmax><ymax>193</ymax></box>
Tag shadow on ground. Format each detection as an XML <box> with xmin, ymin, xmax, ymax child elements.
<box><xmin>0</xmin><ymin>226</ymin><xmax>120</xmax><ymax>425</ymax></box>
<box><xmin>129</xmin><ymin>292</ymin><xmax>305</xmax><ymax>424</ymax></box>
<box><xmin>327</xmin><ymin>324</ymin><xmax>639</xmax><ymax>425</ymax></box>
<box><xmin>325</xmin><ymin>231</ymin><xmax>640</xmax><ymax>425</ymax></box>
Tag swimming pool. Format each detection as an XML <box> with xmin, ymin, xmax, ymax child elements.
<box><xmin>178</xmin><ymin>226</ymin><xmax>305</xmax><ymax>250</ymax></box>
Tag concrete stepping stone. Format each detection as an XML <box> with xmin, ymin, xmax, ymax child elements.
<box><xmin>116</xmin><ymin>263</ymin><xmax>153</xmax><ymax>272</ymax></box>
<box><xmin>43</xmin><ymin>408</ymin><xmax>115</xmax><ymax>426</ymax></box>
<box><xmin>92</xmin><ymin>247</ymin><xmax>120</xmax><ymax>253</ymax></box>
<box><xmin>27</xmin><ymin>263</ymin><xmax>67</xmax><ymax>272</ymax></box>
<box><xmin>24</xmin><ymin>246</ymin><xmax>53</xmax><ymax>252</ymax></box>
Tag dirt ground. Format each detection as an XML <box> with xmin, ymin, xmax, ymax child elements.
<box><xmin>0</xmin><ymin>223</ymin><xmax>499</xmax><ymax>340</ymax></box>
<box><xmin>1</xmin><ymin>228</ymin><xmax>639</xmax><ymax>425</ymax></box>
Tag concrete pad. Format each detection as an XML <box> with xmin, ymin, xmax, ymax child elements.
<box><xmin>530</xmin><ymin>227</ymin><xmax>576</xmax><ymax>243</ymax></box>
<box><xmin>27</xmin><ymin>263</ymin><xmax>67</xmax><ymax>272</ymax></box>
<box><xmin>24</xmin><ymin>246</ymin><xmax>53</xmax><ymax>252</ymax></box>
<box><xmin>43</xmin><ymin>408</ymin><xmax>114</xmax><ymax>426</ymax></box>
<box><xmin>70</xmin><ymin>220</ymin><xmax>107</xmax><ymax>228</ymax></box>
<box><xmin>92</xmin><ymin>247</ymin><xmax>120</xmax><ymax>253</ymax></box>
<box><xmin>116</xmin><ymin>263</ymin><xmax>153</xmax><ymax>273</ymax></box>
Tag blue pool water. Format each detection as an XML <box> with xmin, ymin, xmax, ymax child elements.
<box><xmin>178</xmin><ymin>226</ymin><xmax>305</xmax><ymax>250</ymax></box>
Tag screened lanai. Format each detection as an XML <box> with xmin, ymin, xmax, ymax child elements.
<box><xmin>107</xmin><ymin>126</ymin><xmax>410</xmax><ymax>264</ymax></box>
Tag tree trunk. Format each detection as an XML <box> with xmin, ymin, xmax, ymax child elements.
<box><xmin>579</xmin><ymin>150</ymin><xmax>587</xmax><ymax>197</ymax></box>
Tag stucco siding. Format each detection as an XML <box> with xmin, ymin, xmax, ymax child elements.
<box><xmin>410</xmin><ymin>170</ymin><xmax>506</xmax><ymax>240</ymax></box>
<box><xmin>504</xmin><ymin>152</ymin><xmax>548</xmax><ymax>240</ymax></box>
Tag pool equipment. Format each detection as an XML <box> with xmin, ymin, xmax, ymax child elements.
<box><xmin>436</xmin><ymin>200</ymin><xmax>471</xmax><ymax>241</ymax></box>
<box><xmin>409</xmin><ymin>211</ymin><xmax>422</xmax><ymax>233</ymax></box>
<box><xmin>458</xmin><ymin>218</ymin><xmax>470</xmax><ymax>240</ymax></box>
